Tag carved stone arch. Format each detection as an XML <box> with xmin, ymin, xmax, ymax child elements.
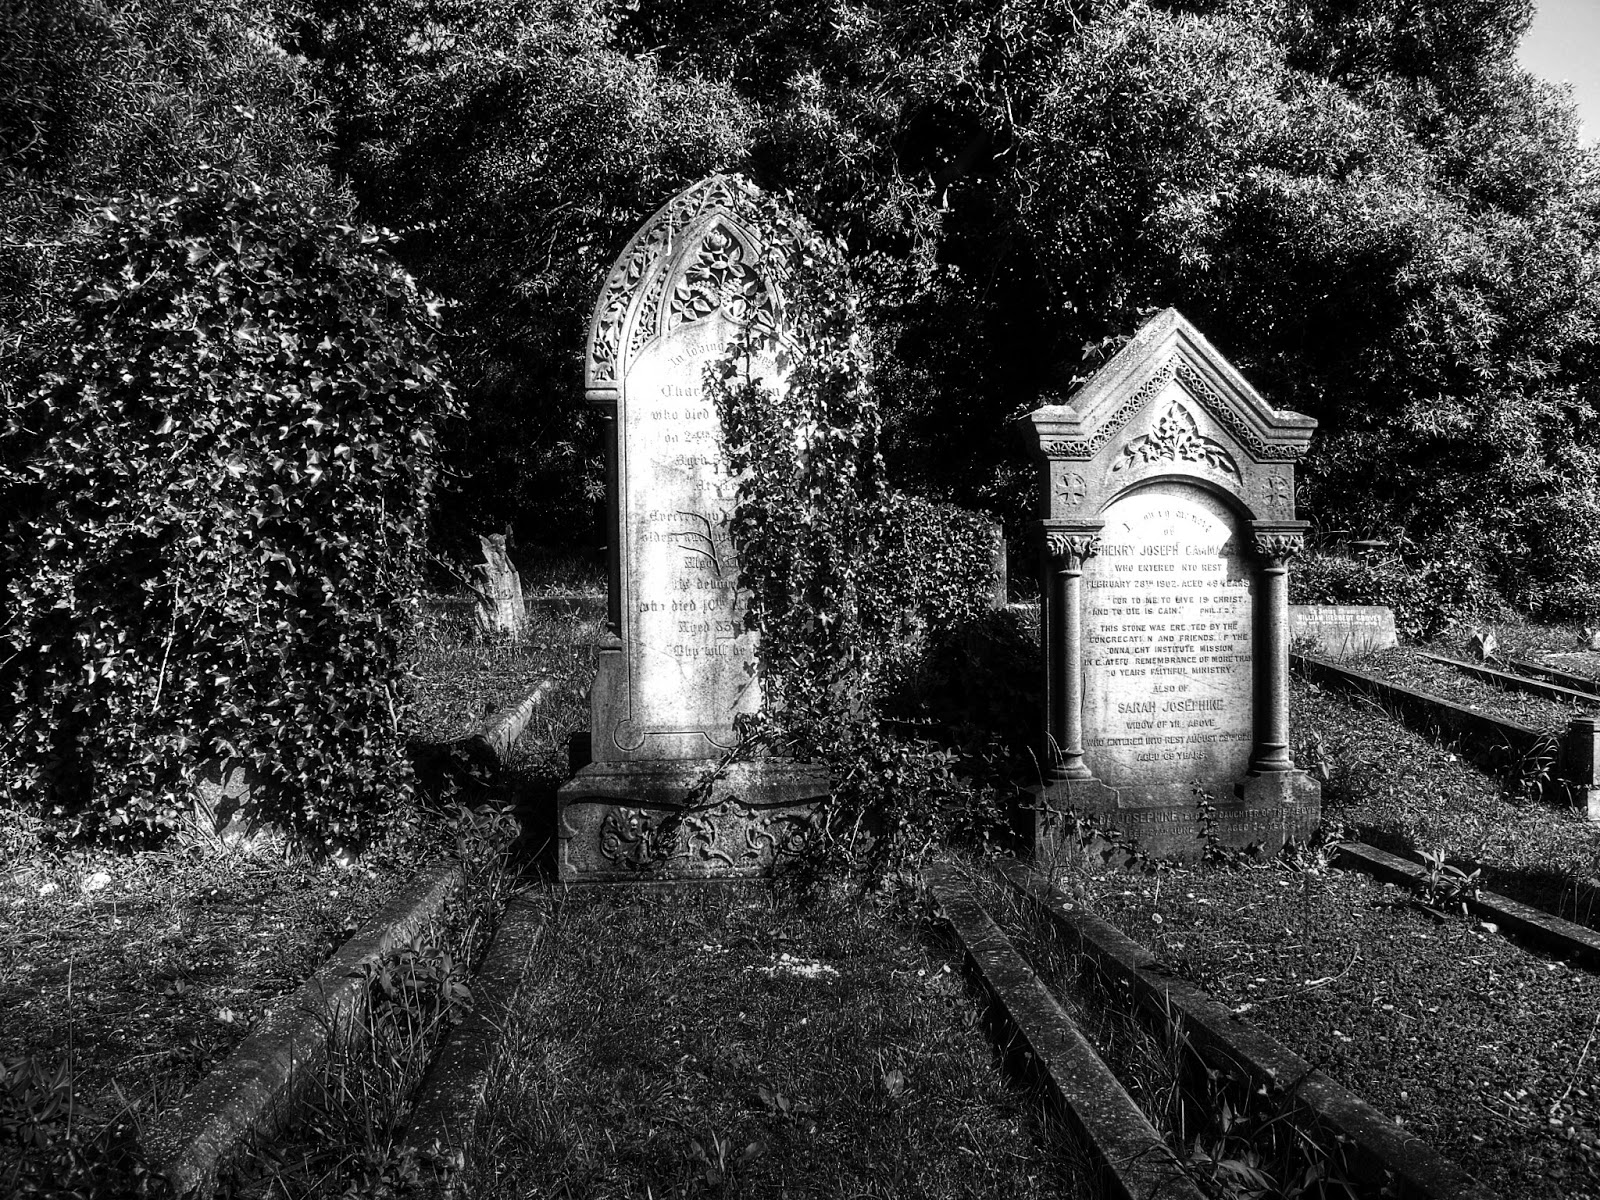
<box><xmin>584</xmin><ymin>175</ymin><xmax>774</xmax><ymax>400</ymax></box>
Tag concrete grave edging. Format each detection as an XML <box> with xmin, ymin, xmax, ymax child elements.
<box><xmin>924</xmin><ymin>863</ymin><xmax>1206</xmax><ymax>1200</ymax></box>
<box><xmin>143</xmin><ymin>863</ymin><xmax>465</xmax><ymax>1197</ymax></box>
<box><xmin>1334</xmin><ymin>842</ymin><xmax>1600</xmax><ymax>970</ymax></box>
<box><xmin>468</xmin><ymin>679</ymin><xmax>551</xmax><ymax>763</ymax></box>
<box><xmin>402</xmin><ymin>896</ymin><xmax>550</xmax><ymax>1192</ymax></box>
<box><xmin>1416</xmin><ymin>651</ymin><xmax>1600</xmax><ymax>708</ymax></box>
<box><xmin>1292</xmin><ymin>652</ymin><xmax>1545</xmax><ymax>758</ymax></box>
<box><xmin>993</xmin><ymin>857</ymin><xmax>1498</xmax><ymax>1200</ymax></box>
<box><xmin>1292</xmin><ymin>653</ymin><xmax>1599</xmax><ymax>818</ymax></box>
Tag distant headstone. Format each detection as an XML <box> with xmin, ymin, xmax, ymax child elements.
<box><xmin>470</xmin><ymin>534</ymin><xmax>526</xmax><ymax>641</ymax></box>
<box><xmin>1021</xmin><ymin>309</ymin><xmax>1320</xmax><ymax>858</ymax></box>
<box><xmin>1288</xmin><ymin>605</ymin><xmax>1397</xmax><ymax>659</ymax></box>
<box><xmin>556</xmin><ymin>176</ymin><xmax>828</xmax><ymax>882</ymax></box>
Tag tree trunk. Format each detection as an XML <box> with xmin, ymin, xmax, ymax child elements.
<box><xmin>470</xmin><ymin>534</ymin><xmax>526</xmax><ymax>641</ymax></box>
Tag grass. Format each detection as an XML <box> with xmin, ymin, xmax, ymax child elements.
<box><xmin>1048</xmin><ymin>854</ymin><xmax>1600</xmax><ymax>1199</ymax></box>
<box><xmin>962</xmin><ymin>860</ymin><xmax>1364</xmax><ymax>1199</ymax></box>
<box><xmin>448</xmin><ymin>881</ymin><xmax>1093</xmax><ymax>1200</ymax></box>
<box><xmin>1294</xmin><ymin>672</ymin><xmax>1600</xmax><ymax>915</ymax></box>
<box><xmin>0</xmin><ymin>588</ymin><xmax>580</xmax><ymax>1191</ymax></box>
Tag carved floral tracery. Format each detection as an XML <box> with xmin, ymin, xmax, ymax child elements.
<box><xmin>588</xmin><ymin>176</ymin><xmax>762</xmax><ymax>388</ymax></box>
<box><xmin>1113</xmin><ymin>402</ymin><xmax>1240</xmax><ymax>481</ymax></box>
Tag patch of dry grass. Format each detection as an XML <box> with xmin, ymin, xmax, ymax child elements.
<box><xmin>453</xmin><ymin>883</ymin><xmax>1092</xmax><ymax>1199</ymax></box>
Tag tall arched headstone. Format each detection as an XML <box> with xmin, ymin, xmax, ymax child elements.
<box><xmin>1022</xmin><ymin>309</ymin><xmax>1320</xmax><ymax>858</ymax></box>
<box><xmin>557</xmin><ymin>175</ymin><xmax>828</xmax><ymax>882</ymax></box>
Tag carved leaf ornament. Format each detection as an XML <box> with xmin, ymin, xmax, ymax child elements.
<box><xmin>1113</xmin><ymin>402</ymin><xmax>1240</xmax><ymax>481</ymax></box>
<box><xmin>668</xmin><ymin>225</ymin><xmax>773</xmax><ymax>334</ymax></box>
<box><xmin>598</xmin><ymin>801</ymin><xmax>814</xmax><ymax>872</ymax></box>
<box><xmin>589</xmin><ymin>177</ymin><xmax>779</xmax><ymax>388</ymax></box>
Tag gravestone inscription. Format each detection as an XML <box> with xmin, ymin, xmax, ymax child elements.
<box><xmin>1023</xmin><ymin>309</ymin><xmax>1320</xmax><ymax>857</ymax></box>
<box><xmin>1084</xmin><ymin>484</ymin><xmax>1255</xmax><ymax>797</ymax></box>
<box><xmin>556</xmin><ymin>176</ymin><xmax>827</xmax><ymax>882</ymax></box>
<box><xmin>1287</xmin><ymin>605</ymin><xmax>1397</xmax><ymax>660</ymax></box>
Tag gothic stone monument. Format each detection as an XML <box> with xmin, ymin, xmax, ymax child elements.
<box><xmin>1022</xmin><ymin>308</ymin><xmax>1320</xmax><ymax>858</ymax></box>
<box><xmin>557</xmin><ymin>175</ymin><xmax>828</xmax><ymax>882</ymax></box>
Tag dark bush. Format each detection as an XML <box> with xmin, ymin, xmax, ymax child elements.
<box><xmin>1290</xmin><ymin>547</ymin><xmax>1502</xmax><ymax>642</ymax></box>
<box><xmin>0</xmin><ymin>167</ymin><xmax>459</xmax><ymax>852</ymax></box>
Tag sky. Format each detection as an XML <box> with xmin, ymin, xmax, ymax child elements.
<box><xmin>1518</xmin><ymin>0</ymin><xmax>1600</xmax><ymax>142</ymax></box>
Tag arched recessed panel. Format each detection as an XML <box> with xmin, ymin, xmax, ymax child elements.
<box><xmin>1082</xmin><ymin>482</ymin><xmax>1255</xmax><ymax>798</ymax></box>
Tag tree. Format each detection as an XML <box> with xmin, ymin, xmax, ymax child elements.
<box><xmin>306</xmin><ymin>0</ymin><xmax>756</xmax><ymax>555</ymax></box>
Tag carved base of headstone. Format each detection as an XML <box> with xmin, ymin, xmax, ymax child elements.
<box><xmin>557</xmin><ymin>760</ymin><xmax>830</xmax><ymax>882</ymax></box>
<box><xmin>1023</xmin><ymin>770</ymin><xmax>1319</xmax><ymax>862</ymax></box>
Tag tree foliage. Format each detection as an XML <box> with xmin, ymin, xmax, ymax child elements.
<box><xmin>305</xmin><ymin>0</ymin><xmax>756</xmax><ymax>553</ymax></box>
<box><xmin>0</xmin><ymin>169</ymin><xmax>458</xmax><ymax>849</ymax></box>
<box><xmin>303</xmin><ymin>0</ymin><xmax>1600</xmax><ymax>616</ymax></box>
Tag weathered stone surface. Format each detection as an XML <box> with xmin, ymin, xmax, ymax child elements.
<box><xmin>925</xmin><ymin>864</ymin><xmax>1205</xmax><ymax>1200</ymax></box>
<box><xmin>143</xmin><ymin>866</ymin><xmax>464</xmax><ymax>1196</ymax></box>
<box><xmin>1021</xmin><ymin>309</ymin><xmax>1320</xmax><ymax>858</ymax></box>
<box><xmin>993</xmin><ymin>858</ymin><xmax>1500</xmax><ymax>1200</ymax></box>
<box><xmin>558</xmin><ymin>176</ymin><xmax>826</xmax><ymax>880</ymax></box>
<box><xmin>469</xmin><ymin>533</ymin><xmax>526</xmax><ymax>642</ymax></box>
<box><xmin>1288</xmin><ymin>604</ymin><xmax>1397</xmax><ymax>659</ymax></box>
<box><xmin>1085</xmin><ymin>482</ymin><xmax>1254</xmax><ymax>804</ymax></box>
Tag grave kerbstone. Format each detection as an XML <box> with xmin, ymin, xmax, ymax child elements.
<box><xmin>1288</xmin><ymin>605</ymin><xmax>1398</xmax><ymax>659</ymax></box>
<box><xmin>556</xmin><ymin>176</ymin><xmax>828</xmax><ymax>882</ymax></box>
<box><xmin>1021</xmin><ymin>309</ymin><xmax>1320</xmax><ymax>858</ymax></box>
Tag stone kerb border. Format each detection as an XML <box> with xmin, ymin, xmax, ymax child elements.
<box><xmin>924</xmin><ymin>864</ymin><xmax>1206</xmax><ymax>1200</ymax></box>
<box><xmin>402</xmin><ymin>897</ymin><xmax>550</xmax><ymax>1192</ymax></box>
<box><xmin>144</xmin><ymin>682</ymin><xmax>549</xmax><ymax>1195</ymax></box>
<box><xmin>1334</xmin><ymin>843</ymin><xmax>1600</xmax><ymax>970</ymax></box>
<box><xmin>143</xmin><ymin>865</ymin><xmax>465</xmax><ymax>1196</ymax></box>
<box><xmin>991</xmin><ymin>858</ymin><xmax>1498</xmax><ymax>1200</ymax></box>
<box><xmin>1292</xmin><ymin>653</ymin><xmax>1600</xmax><ymax>819</ymax></box>
<box><xmin>1292</xmin><ymin>652</ymin><xmax>1545</xmax><ymax>757</ymax></box>
<box><xmin>1417</xmin><ymin>651</ymin><xmax>1600</xmax><ymax>707</ymax></box>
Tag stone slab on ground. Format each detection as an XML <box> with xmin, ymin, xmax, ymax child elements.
<box><xmin>143</xmin><ymin>864</ymin><xmax>464</xmax><ymax>1197</ymax></box>
<box><xmin>924</xmin><ymin>863</ymin><xmax>1204</xmax><ymax>1200</ymax></box>
<box><xmin>993</xmin><ymin>857</ymin><xmax>1498</xmax><ymax>1200</ymax></box>
<box><xmin>406</xmin><ymin>896</ymin><xmax>549</xmax><ymax>1188</ymax></box>
<box><xmin>1288</xmin><ymin>605</ymin><xmax>1398</xmax><ymax>659</ymax></box>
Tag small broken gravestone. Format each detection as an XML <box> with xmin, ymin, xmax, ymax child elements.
<box><xmin>1021</xmin><ymin>308</ymin><xmax>1320</xmax><ymax>858</ymax></box>
<box><xmin>1288</xmin><ymin>605</ymin><xmax>1397</xmax><ymax>659</ymax></box>
<box><xmin>470</xmin><ymin>533</ymin><xmax>526</xmax><ymax>641</ymax></box>
<box><xmin>556</xmin><ymin>175</ymin><xmax>828</xmax><ymax>882</ymax></box>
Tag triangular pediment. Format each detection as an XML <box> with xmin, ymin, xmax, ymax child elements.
<box><xmin>1027</xmin><ymin>309</ymin><xmax>1315</xmax><ymax>464</ymax></box>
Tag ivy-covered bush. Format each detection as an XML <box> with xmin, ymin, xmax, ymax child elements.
<box><xmin>0</xmin><ymin>167</ymin><xmax>459</xmax><ymax>851</ymax></box>
<box><xmin>708</xmin><ymin>198</ymin><xmax>1005</xmax><ymax>879</ymax></box>
<box><xmin>1290</xmin><ymin>547</ymin><xmax>1501</xmax><ymax>642</ymax></box>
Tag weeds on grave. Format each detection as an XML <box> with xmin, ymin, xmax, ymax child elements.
<box><xmin>239</xmin><ymin>933</ymin><xmax>474</xmax><ymax>1196</ymax></box>
<box><xmin>1417</xmin><ymin>847</ymin><xmax>1481</xmax><ymax>913</ymax></box>
<box><xmin>1498</xmin><ymin>729</ymin><xmax>1567</xmax><ymax>807</ymax></box>
<box><xmin>1</xmin><ymin>1055</ymin><xmax>159</xmax><ymax>1199</ymax></box>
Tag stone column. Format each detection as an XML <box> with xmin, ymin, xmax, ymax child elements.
<box><xmin>1043</xmin><ymin>525</ymin><xmax>1103</xmax><ymax>782</ymax></box>
<box><xmin>1250</xmin><ymin>524</ymin><xmax>1306</xmax><ymax>773</ymax></box>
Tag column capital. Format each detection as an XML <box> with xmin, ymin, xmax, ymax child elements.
<box><xmin>1039</xmin><ymin>520</ymin><xmax>1105</xmax><ymax>569</ymax></box>
<box><xmin>1250</xmin><ymin>520</ymin><xmax>1309</xmax><ymax>565</ymax></box>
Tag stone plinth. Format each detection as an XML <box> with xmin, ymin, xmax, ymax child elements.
<box><xmin>557</xmin><ymin>176</ymin><xmax>827</xmax><ymax>881</ymax></box>
<box><xmin>1020</xmin><ymin>309</ymin><xmax>1320</xmax><ymax>859</ymax></box>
